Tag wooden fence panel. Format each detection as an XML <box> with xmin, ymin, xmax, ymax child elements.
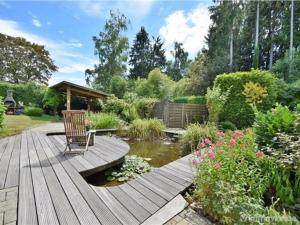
<box><xmin>153</xmin><ymin>102</ymin><xmax>208</xmax><ymax>128</ymax></box>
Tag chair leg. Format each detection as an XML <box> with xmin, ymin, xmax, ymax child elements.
<box><xmin>85</xmin><ymin>132</ymin><xmax>92</xmax><ymax>153</ymax></box>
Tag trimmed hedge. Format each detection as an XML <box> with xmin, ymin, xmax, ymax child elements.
<box><xmin>24</xmin><ymin>106</ymin><xmax>44</xmax><ymax>117</ymax></box>
<box><xmin>214</xmin><ymin>70</ymin><xmax>279</xmax><ymax>128</ymax></box>
<box><xmin>173</xmin><ymin>96</ymin><xmax>206</xmax><ymax>104</ymax></box>
<box><xmin>0</xmin><ymin>81</ymin><xmax>46</xmax><ymax>107</ymax></box>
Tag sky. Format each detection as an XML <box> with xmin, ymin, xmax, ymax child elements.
<box><xmin>0</xmin><ymin>0</ymin><xmax>212</xmax><ymax>86</ymax></box>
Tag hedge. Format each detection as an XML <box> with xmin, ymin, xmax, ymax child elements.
<box><xmin>214</xmin><ymin>70</ymin><xmax>279</xmax><ymax>128</ymax></box>
<box><xmin>0</xmin><ymin>81</ymin><xmax>46</xmax><ymax>107</ymax></box>
<box><xmin>173</xmin><ymin>96</ymin><xmax>206</xmax><ymax>104</ymax></box>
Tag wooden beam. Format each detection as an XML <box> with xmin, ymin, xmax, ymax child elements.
<box><xmin>67</xmin><ymin>87</ymin><xmax>71</xmax><ymax>110</ymax></box>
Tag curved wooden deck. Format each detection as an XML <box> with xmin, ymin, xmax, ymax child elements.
<box><xmin>0</xmin><ymin>128</ymin><xmax>196</xmax><ymax>225</ymax></box>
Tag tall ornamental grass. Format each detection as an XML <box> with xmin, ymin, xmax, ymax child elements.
<box><xmin>128</xmin><ymin>118</ymin><xmax>165</xmax><ymax>140</ymax></box>
<box><xmin>87</xmin><ymin>112</ymin><xmax>119</xmax><ymax>129</ymax></box>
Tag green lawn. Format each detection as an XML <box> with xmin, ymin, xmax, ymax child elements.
<box><xmin>0</xmin><ymin>115</ymin><xmax>60</xmax><ymax>138</ymax></box>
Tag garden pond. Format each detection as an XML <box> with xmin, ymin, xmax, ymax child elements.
<box><xmin>86</xmin><ymin>138</ymin><xmax>181</xmax><ymax>187</ymax></box>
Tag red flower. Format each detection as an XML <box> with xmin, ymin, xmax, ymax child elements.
<box><xmin>204</xmin><ymin>138</ymin><xmax>212</xmax><ymax>145</ymax></box>
<box><xmin>198</xmin><ymin>142</ymin><xmax>206</xmax><ymax>149</ymax></box>
<box><xmin>232</xmin><ymin>130</ymin><xmax>244</xmax><ymax>139</ymax></box>
<box><xmin>256</xmin><ymin>150</ymin><xmax>265</xmax><ymax>158</ymax></box>
<box><xmin>229</xmin><ymin>138</ymin><xmax>237</xmax><ymax>146</ymax></box>
<box><xmin>192</xmin><ymin>159</ymin><xmax>198</xmax><ymax>166</ymax></box>
<box><xmin>217</xmin><ymin>131</ymin><xmax>224</xmax><ymax>137</ymax></box>
<box><xmin>208</xmin><ymin>151</ymin><xmax>216</xmax><ymax>159</ymax></box>
<box><xmin>195</xmin><ymin>150</ymin><xmax>201</xmax><ymax>157</ymax></box>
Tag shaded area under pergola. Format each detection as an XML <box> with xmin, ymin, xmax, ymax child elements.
<box><xmin>50</xmin><ymin>81</ymin><xmax>110</xmax><ymax>111</ymax></box>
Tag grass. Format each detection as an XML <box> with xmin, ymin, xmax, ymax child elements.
<box><xmin>0</xmin><ymin>115</ymin><xmax>59</xmax><ymax>138</ymax></box>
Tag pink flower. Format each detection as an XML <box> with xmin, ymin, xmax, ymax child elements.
<box><xmin>256</xmin><ymin>150</ymin><xmax>265</xmax><ymax>158</ymax></box>
<box><xmin>192</xmin><ymin>159</ymin><xmax>198</xmax><ymax>166</ymax></box>
<box><xmin>208</xmin><ymin>151</ymin><xmax>216</xmax><ymax>159</ymax></box>
<box><xmin>204</xmin><ymin>138</ymin><xmax>212</xmax><ymax>145</ymax></box>
<box><xmin>229</xmin><ymin>138</ymin><xmax>237</xmax><ymax>146</ymax></box>
<box><xmin>232</xmin><ymin>130</ymin><xmax>244</xmax><ymax>139</ymax></box>
<box><xmin>217</xmin><ymin>131</ymin><xmax>224</xmax><ymax>137</ymax></box>
<box><xmin>194</xmin><ymin>150</ymin><xmax>201</xmax><ymax>157</ymax></box>
<box><xmin>214</xmin><ymin>163</ymin><xmax>221</xmax><ymax>170</ymax></box>
<box><xmin>198</xmin><ymin>142</ymin><xmax>206</xmax><ymax>149</ymax></box>
<box><xmin>210</xmin><ymin>144</ymin><xmax>216</xmax><ymax>151</ymax></box>
<box><xmin>200</xmin><ymin>155</ymin><xmax>205</xmax><ymax>161</ymax></box>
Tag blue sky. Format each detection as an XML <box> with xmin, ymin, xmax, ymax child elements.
<box><xmin>0</xmin><ymin>0</ymin><xmax>212</xmax><ymax>86</ymax></box>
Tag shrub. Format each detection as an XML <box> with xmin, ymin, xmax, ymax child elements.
<box><xmin>42</xmin><ymin>88</ymin><xmax>63</xmax><ymax>115</ymax></box>
<box><xmin>278</xmin><ymin>79</ymin><xmax>300</xmax><ymax>110</ymax></box>
<box><xmin>254</xmin><ymin>104</ymin><xmax>296</xmax><ymax>148</ymax></box>
<box><xmin>128</xmin><ymin>118</ymin><xmax>165</xmax><ymax>141</ymax></box>
<box><xmin>103</xmin><ymin>96</ymin><xmax>128</xmax><ymax>115</ymax></box>
<box><xmin>121</xmin><ymin>107</ymin><xmax>139</xmax><ymax>123</ymax></box>
<box><xmin>109</xmin><ymin>76</ymin><xmax>127</xmax><ymax>98</ymax></box>
<box><xmin>193</xmin><ymin>130</ymin><xmax>299</xmax><ymax>224</ymax></box>
<box><xmin>0</xmin><ymin>81</ymin><xmax>46</xmax><ymax>107</ymax></box>
<box><xmin>87</xmin><ymin>112</ymin><xmax>119</xmax><ymax>129</ymax></box>
<box><xmin>181</xmin><ymin>123</ymin><xmax>218</xmax><ymax>155</ymax></box>
<box><xmin>0</xmin><ymin>97</ymin><xmax>6</xmax><ymax>128</ymax></box>
<box><xmin>214</xmin><ymin>69</ymin><xmax>279</xmax><ymax>128</ymax></box>
<box><xmin>206</xmin><ymin>85</ymin><xmax>230</xmax><ymax>124</ymax></box>
<box><xmin>219</xmin><ymin>121</ymin><xmax>237</xmax><ymax>131</ymax></box>
<box><xmin>24</xmin><ymin>106</ymin><xmax>43</xmax><ymax>117</ymax></box>
<box><xmin>173</xmin><ymin>96</ymin><xmax>206</xmax><ymax>104</ymax></box>
<box><xmin>134</xmin><ymin>97</ymin><xmax>157</xmax><ymax>118</ymax></box>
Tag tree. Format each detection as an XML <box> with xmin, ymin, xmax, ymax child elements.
<box><xmin>253</xmin><ymin>1</ymin><xmax>260</xmax><ymax>68</ymax></box>
<box><xmin>0</xmin><ymin>33</ymin><xmax>57</xmax><ymax>85</ymax></box>
<box><xmin>109</xmin><ymin>76</ymin><xmax>127</xmax><ymax>98</ymax></box>
<box><xmin>151</xmin><ymin>36</ymin><xmax>166</xmax><ymax>72</ymax></box>
<box><xmin>167</xmin><ymin>42</ymin><xmax>189</xmax><ymax>81</ymax></box>
<box><xmin>129</xmin><ymin>27</ymin><xmax>152</xmax><ymax>79</ymax></box>
<box><xmin>85</xmin><ymin>10</ymin><xmax>130</xmax><ymax>91</ymax></box>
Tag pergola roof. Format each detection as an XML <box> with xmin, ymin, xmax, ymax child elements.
<box><xmin>50</xmin><ymin>81</ymin><xmax>110</xmax><ymax>99</ymax></box>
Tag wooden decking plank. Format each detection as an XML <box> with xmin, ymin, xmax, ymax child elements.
<box><xmin>165</xmin><ymin>164</ymin><xmax>194</xmax><ymax>179</ymax></box>
<box><xmin>0</xmin><ymin>136</ymin><xmax>16</xmax><ymax>189</ymax></box>
<box><xmin>18</xmin><ymin>132</ymin><xmax>38</xmax><ymax>225</ymax></box>
<box><xmin>119</xmin><ymin>183</ymin><xmax>159</xmax><ymax>214</ymax></box>
<box><xmin>47</xmin><ymin>135</ymin><xmax>122</xmax><ymax>225</ymax></box>
<box><xmin>5</xmin><ymin>135</ymin><xmax>21</xmax><ymax>188</ymax></box>
<box><xmin>108</xmin><ymin>186</ymin><xmax>151</xmax><ymax>222</ymax></box>
<box><xmin>151</xmin><ymin>170</ymin><xmax>189</xmax><ymax>189</ymax></box>
<box><xmin>40</xmin><ymin>134</ymin><xmax>101</xmax><ymax>225</ymax></box>
<box><xmin>135</xmin><ymin>177</ymin><xmax>173</xmax><ymax>201</ymax></box>
<box><xmin>92</xmin><ymin>186</ymin><xmax>139</xmax><ymax>225</ymax></box>
<box><xmin>142</xmin><ymin>173</ymin><xmax>180</xmax><ymax>195</ymax></box>
<box><xmin>0</xmin><ymin>137</ymin><xmax>9</xmax><ymax>161</ymax></box>
<box><xmin>127</xmin><ymin>179</ymin><xmax>167</xmax><ymax>207</ymax></box>
<box><xmin>99</xmin><ymin>136</ymin><xmax>129</xmax><ymax>152</ymax></box>
<box><xmin>91</xmin><ymin>143</ymin><xmax>123</xmax><ymax>161</ymax></box>
<box><xmin>94</xmin><ymin>138</ymin><xmax>128</xmax><ymax>154</ymax></box>
<box><xmin>33</xmin><ymin>132</ymin><xmax>81</xmax><ymax>225</ymax></box>
<box><xmin>169</xmin><ymin>161</ymin><xmax>195</xmax><ymax>175</ymax></box>
<box><xmin>26</xmin><ymin>131</ymin><xmax>60</xmax><ymax>225</ymax></box>
<box><xmin>159</xmin><ymin>167</ymin><xmax>193</xmax><ymax>183</ymax></box>
<box><xmin>174</xmin><ymin>159</ymin><xmax>197</xmax><ymax>174</ymax></box>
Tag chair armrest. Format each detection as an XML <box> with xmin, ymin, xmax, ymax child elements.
<box><xmin>87</xmin><ymin>130</ymin><xmax>96</xmax><ymax>134</ymax></box>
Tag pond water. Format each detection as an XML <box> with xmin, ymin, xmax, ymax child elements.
<box><xmin>86</xmin><ymin>138</ymin><xmax>181</xmax><ymax>187</ymax></box>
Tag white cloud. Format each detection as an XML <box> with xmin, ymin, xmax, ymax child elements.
<box><xmin>159</xmin><ymin>4</ymin><xmax>211</xmax><ymax>59</ymax></box>
<box><xmin>78</xmin><ymin>0</ymin><xmax>103</xmax><ymax>17</ymax></box>
<box><xmin>66</xmin><ymin>39</ymin><xmax>83</xmax><ymax>48</ymax></box>
<box><xmin>32</xmin><ymin>19</ymin><xmax>42</xmax><ymax>27</ymax></box>
<box><xmin>0</xmin><ymin>19</ymin><xmax>94</xmax><ymax>85</ymax></box>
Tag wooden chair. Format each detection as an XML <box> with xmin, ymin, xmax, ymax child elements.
<box><xmin>62</xmin><ymin>110</ymin><xmax>95</xmax><ymax>154</ymax></box>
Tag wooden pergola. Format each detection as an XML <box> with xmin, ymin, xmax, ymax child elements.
<box><xmin>51</xmin><ymin>81</ymin><xmax>110</xmax><ymax>111</ymax></box>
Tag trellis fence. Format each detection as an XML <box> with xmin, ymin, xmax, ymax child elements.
<box><xmin>153</xmin><ymin>101</ymin><xmax>208</xmax><ymax>128</ymax></box>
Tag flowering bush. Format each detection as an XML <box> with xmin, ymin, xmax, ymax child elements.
<box><xmin>193</xmin><ymin>129</ymin><xmax>299</xmax><ymax>224</ymax></box>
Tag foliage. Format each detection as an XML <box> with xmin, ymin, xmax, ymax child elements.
<box><xmin>24</xmin><ymin>106</ymin><xmax>43</xmax><ymax>117</ymax></box>
<box><xmin>150</xmin><ymin>36</ymin><xmax>166</xmax><ymax>72</ymax></box>
<box><xmin>278</xmin><ymin>79</ymin><xmax>300</xmax><ymax>110</ymax></box>
<box><xmin>102</xmin><ymin>96</ymin><xmax>128</xmax><ymax>115</ymax></box>
<box><xmin>181</xmin><ymin>123</ymin><xmax>218</xmax><ymax>155</ymax></box>
<box><xmin>206</xmin><ymin>85</ymin><xmax>230</xmax><ymax>124</ymax></box>
<box><xmin>0</xmin><ymin>81</ymin><xmax>46</xmax><ymax>107</ymax></box>
<box><xmin>109</xmin><ymin>76</ymin><xmax>127</xmax><ymax>98</ymax></box>
<box><xmin>42</xmin><ymin>88</ymin><xmax>63</xmax><ymax>115</ymax></box>
<box><xmin>0</xmin><ymin>97</ymin><xmax>6</xmax><ymax>128</ymax></box>
<box><xmin>121</xmin><ymin>107</ymin><xmax>139</xmax><ymax>123</ymax></box>
<box><xmin>105</xmin><ymin>155</ymin><xmax>152</xmax><ymax>182</ymax></box>
<box><xmin>173</xmin><ymin>77</ymin><xmax>192</xmax><ymax>97</ymax></box>
<box><xmin>193</xmin><ymin>130</ymin><xmax>299</xmax><ymax>224</ymax></box>
<box><xmin>166</xmin><ymin>42</ymin><xmax>189</xmax><ymax>81</ymax></box>
<box><xmin>0</xmin><ymin>33</ymin><xmax>57</xmax><ymax>85</ymax></box>
<box><xmin>173</xmin><ymin>96</ymin><xmax>206</xmax><ymax>105</ymax></box>
<box><xmin>135</xmin><ymin>68</ymin><xmax>175</xmax><ymax>100</ymax></box>
<box><xmin>128</xmin><ymin>118</ymin><xmax>165</xmax><ymax>141</ymax></box>
<box><xmin>215</xmin><ymin>70</ymin><xmax>279</xmax><ymax>128</ymax></box>
<box><xmin>85</xmin><ymin>10</ymin><xmax>130</xmax><ymax>91</ymax></box>
<box><xmin>254</xmin><ymin>104</ymin><xmax>296</xmax><ymax>147</ymax></box>
<box><xmin>219</xmin><ymin>121</ymin><xmax>237</xmax><ymax>131</ymax></box>
<box><xmin>242</xmin><ymin>81</ymin><xmax>268</xmax><ymax>105</ymax></box>
<box><xmin>87</xmin><ymin>112</ymin><xmax>119</xmax><ymax>129</ymax></box>
<box><xmin>134</xmin><ymin>97</ymin><xmax>157</xmax><ymax>118</ymax></box>
<box><xmin>0</xmin><ymin>115</ymin><xmax>59</xmax><ymax>137</ymax></box>
<box><xmin>129</xmin><ymin>26</ymin><xmax>152</xmax><ymax>79</ymax></box>
<box><xmin>272</xmin><ymin>49</ymin><xmax>300</xmax><ymax>83</ymax></box>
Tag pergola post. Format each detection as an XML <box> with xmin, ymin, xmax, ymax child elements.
<box><xmin>67</xmin><ymin>87</ymin><xmax>71</xmax><ymax>110</ymax></box>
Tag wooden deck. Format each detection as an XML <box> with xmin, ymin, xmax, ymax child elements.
<box><xmin>0</xmin><ymin>129</ymin><xmax>196</xmax><ymax>225</ymax></box>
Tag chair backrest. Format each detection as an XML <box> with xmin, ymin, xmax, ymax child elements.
<box><xmin>62</xmin><ymin>110</ymin><xmax>86</xmax><ymax>144</ymax></box>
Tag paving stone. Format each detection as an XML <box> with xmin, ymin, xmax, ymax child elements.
<box><xmin>3</xmin><ymin>209</ymin><xmax>16</xmax><ymax>224</ymax></box>
<box><xmin>5</xmin><ymin>192</ymin><xmax>17</xmax><ymax>201</ymax></box>
<box><xmin>0</xmin><ymin>212</ymin><xmax>3</xmax><ymax>225</ymax></box>
<box><xmin>0</xmin><ymin>194</ymin><xmax>5</xmax><ymax>203</ymax></box>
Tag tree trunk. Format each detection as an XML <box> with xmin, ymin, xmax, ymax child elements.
<box><xmin>269</xmin><ymin>8</ymin><xmax>274</xmax><ymax>70</ymax></box>
<box><xmin>229</xmin><ymin>29</ymin><xmax>233</xmax><ymax>71</ymax></box>
<box><xmin>288</xmin><ymin>0</ymin><xmax>294</xmax><ymax>80</ymax></box>
<box><xmin>253</xmin><ymin>1</ymin><xmax>260</xmax><ymax>68</ymax></box>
